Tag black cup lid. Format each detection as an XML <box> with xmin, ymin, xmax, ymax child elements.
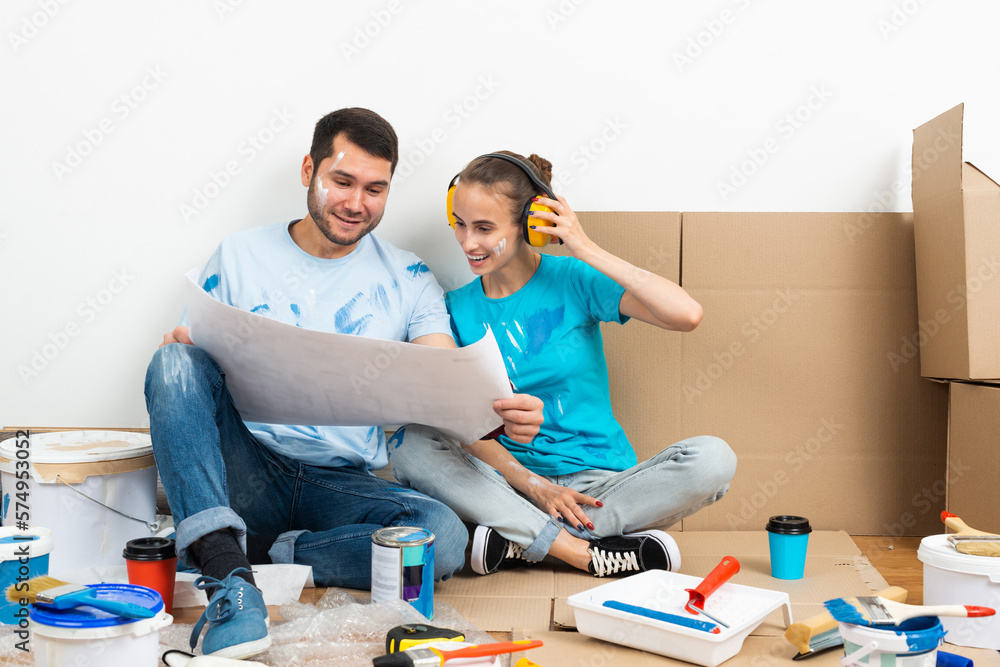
<box><xmin>123</xmin><ymin>536</ymin><xmax>176</xmax><ymax>560</ymax></box>
<box><xmin>766</xmin><ymin>515</ymin><xmax>812</xmax><ymax>534</ymax></box>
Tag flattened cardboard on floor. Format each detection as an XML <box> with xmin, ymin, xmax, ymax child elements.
<box><xmin>946</xmin><ymin>381</ymin><xmax>1000</xmax><ymax>534</ymax></box>
<box><xmin>679</xmin><ymin>212</ymin><xmax>948</xmax><ymax>535</ymax></box>
<box><xmin>912</xmin><ymin>103</ymin><xmax>1000</xmax><ymax>380</ymax></box>
<box><xmin>551</xmin><ymin>531</ymin><xmax>888</xmax><ymax>634</ymax></box>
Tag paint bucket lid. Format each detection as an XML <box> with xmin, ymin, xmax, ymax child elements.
<box><xmin>0</xmin><ymin>431</ymin><xmax>152</xmax><ymax>465</ymax></box>
<box><xmin>0</xmin><ymin>526</ymin><xmax>54</xmax><ymax>559</ymax></box>
<box><xmin>839</xmin><ymin>616</ymin><xmax>945</xmax><ymax>654</ymax></box>
<box><xmin>918</xmin><ymin>534</ymin><xmax>1000</xmax><ymax>579</ymax></box>
<box><xmin>30</xmin><ymin>583</ymin><xmax>169</xmax><ymax>638</ymax></box>
<box><xmin>766</xmin><ymin>516</ymin><xmax>812</xmax><ymax>535</ymax></box>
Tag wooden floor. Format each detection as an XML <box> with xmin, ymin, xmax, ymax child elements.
<box><xmin>172</xmin><ymin>534</ymin><xmax>928</xmax><ymax>627</ymax></box>
<box><xmin>853</xmin><ymin>535</ymin><xmax>925</xmax><ymax>603</ymax></box>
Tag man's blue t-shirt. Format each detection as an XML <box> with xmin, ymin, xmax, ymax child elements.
<box><xmin>184</xmin><ymin>220</ymin><xmax>452</xmax><ymax>471</ymax></box>
<box><xmin>446</xmin><ymin>254</ymin><xmax>636</xmax><ymax>475</ymax></box>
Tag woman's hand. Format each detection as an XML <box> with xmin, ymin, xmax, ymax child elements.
<box><xmin>524</xmin><ymin>476</ymin><xmax>602</xmax><ymax>532</ymax></box>
<box><xmin>528</xmin><ymin>195</ymin><xmax>597</xmax><ymax>259</ymax></box>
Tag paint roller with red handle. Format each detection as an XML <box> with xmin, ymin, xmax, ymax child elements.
<box><xmin>684</xmin><ymin>556</ymin><xmax>741</xmax><ymax>628</ymax></box>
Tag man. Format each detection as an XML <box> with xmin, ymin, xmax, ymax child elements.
<box><xmin>145</xmin><ymin>108</ymin><xmax>543</xmax><ymax>660</ymax></box>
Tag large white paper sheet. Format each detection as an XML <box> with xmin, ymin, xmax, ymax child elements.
<box><xmin>185</xmin><ymin>270</ymin><xmax>512</xmax><ymax>443</ymax></box>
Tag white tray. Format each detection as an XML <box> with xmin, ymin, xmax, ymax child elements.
<box><xmin>568</xmin><ymin>570</ymin><xmax>792</xmax><ymax>667</ymax></box>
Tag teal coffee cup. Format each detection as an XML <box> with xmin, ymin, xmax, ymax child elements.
<box><xmin>766</xmin><ymin>515</ymin><xmax>811</xmax><ymax>580</ymax></box>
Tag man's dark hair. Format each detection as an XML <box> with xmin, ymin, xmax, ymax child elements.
<box><xmin>310</xmin><ymin>107</ymin><xmax>399</xmax><ymax>174</ymax></box>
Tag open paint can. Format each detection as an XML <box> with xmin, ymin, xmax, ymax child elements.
<box><xmin>918</xmin><ymin>533</ymin><xmax>1000</xmax><ymax>650</ymax></box>
<box><xmin>30</xmin><ymin>583</ymin><xmax>172</xmax><ymax>667</ymax></box>
<box><xmin>0</xmin><ymin>526</ymin><xmax>53</xmax><ymax>626</ymax></box>
<box><xmin>371</xmin><ymin>526</ymin><xmax>435</xmax><ymax>619</ymax></box>
<box><xmin>838</xmin><ymin>617</ymin><xmax>944</xmax><ymax>667</ymax></box>
<box><xmin>0</xmin><ymin>431</ymin><xmax>159</xmax><ymax>573</ymax></box>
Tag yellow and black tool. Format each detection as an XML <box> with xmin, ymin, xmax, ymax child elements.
<box><xmin>386</xmin><ymin>624</ymin><xmax>465</xmax><ymax>653</ymax></box>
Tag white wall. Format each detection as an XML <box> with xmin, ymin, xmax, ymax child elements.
<box><xmin>2</xmin><ymin>0</ymin><xmax>998</xmax><ymax>428</ymax></box>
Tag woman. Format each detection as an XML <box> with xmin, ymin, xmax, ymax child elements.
<box><xmin>389</xmin><ymin>151</ymin><xmax>736</xmax><ymax>577</ymax></box>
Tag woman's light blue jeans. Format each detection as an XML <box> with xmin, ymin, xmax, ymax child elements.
<box><xmin>388</xmin><ymin>424</ymin><xmax>736</xmax><ymax>562</ymax></box>
<box><xmin>144</xmin><ymin>343</ymin><xmax>467</xmax><ymax>589</ymax></box>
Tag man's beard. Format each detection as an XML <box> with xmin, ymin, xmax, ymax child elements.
<box><xmin>306</xmin><ymin>177</ymin><xmax>380</xmax><ymax>247</ymax></box>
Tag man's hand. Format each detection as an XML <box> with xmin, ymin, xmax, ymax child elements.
<box><xmin>493</xmin><ymin>393</ymin><xmax>543</xmax><ymax>444</ymax></box>
<box><xmin>160</xmin><ymin>325</ymin><xmax>194</xmax><ymax>348</ymax></box>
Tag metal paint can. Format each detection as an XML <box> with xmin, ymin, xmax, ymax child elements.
<box><xmin>371</xmin><ymin>526</ymin><xmax>435</xmax><ymax>619</ymax></box>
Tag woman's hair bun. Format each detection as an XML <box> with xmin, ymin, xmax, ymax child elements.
<box><xmin>527</xmin><ymin>153</ymin><xmax>553</xmax><ymax>183</ymax></box>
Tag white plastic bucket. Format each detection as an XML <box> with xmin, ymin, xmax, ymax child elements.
<box><xmin>0</xmin><ymin>431</ymin><xmax>158</xmax><ymax>574</ymax></box>
<box><xmin>0</xmin><ymin>526</ymin><xmax>53</xmax><ymax>626</ymax></box>
<box><xmin>30</xmin><ymin>583</ymin><xmax>172</xmax><ymax>667</ymax></box>
<box><xmin>918</xmin><ymin>533</ymin><xmax>1000</xmax><ymax>650</ymax></box>
<box><xmin>839</xmin><ymin>618</ymin><xmax>944</xmax><ymax>667</ymax></box>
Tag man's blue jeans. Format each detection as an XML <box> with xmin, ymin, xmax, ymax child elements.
<box><xmin>144</xmin><ymin>343</ymin><xmax>467</xmax><ymax>589</ymax></box>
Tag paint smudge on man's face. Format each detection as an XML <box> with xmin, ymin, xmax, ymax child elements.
<box><xmin>493</xmin><ymin>237</ymin><xmax>507</xmax><ymax>257</ymax></box>
<box><xmin>311</xmin><ymin>151</ymin><xmax>345</xmax><ymax>212</ymax></box>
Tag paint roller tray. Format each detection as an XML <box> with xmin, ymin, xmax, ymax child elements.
<box><xmin>568</xmin><ymin>570</ymin><xmax>792</xmax><ymax>667</ymax></box>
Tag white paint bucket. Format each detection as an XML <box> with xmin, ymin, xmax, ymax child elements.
<box><xmin>30</xmin><ymin>583</ymin><xmax>172</xmax><ymax>667</ymax></box>
<box><xmin>918</xmin><ymin>533</ymin><xmax>1000</xmax><ymax>650</ymax></box>
<box><xmin>838</xmin><ymin>617</ymin><xmax>944</xmax><ymax>667</ymax></box>
<box><xmin>0</xmin><ymin>431</ymin><xmax>158</xmax><ymax>574</ymax></box>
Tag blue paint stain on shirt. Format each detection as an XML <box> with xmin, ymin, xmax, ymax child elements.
<box><xmin>406</xmin><ymin>261</ymin><xmax>430</xmax><ymax>278</ymax></box>
<box><xmin>335</xmin><ymin>292</ymin><xmax>372</xmax><ymax>335</ymax></box>
<box><xmin>290</xmin><ymin>304</ymin><xmax>300</xmax><ymax>317</ymax></box>
<box><xmin>203</xmin><ymin>274</ymin><xmax>220</xmax><ymax>292</ymax></box>
<box><xmin>2</xmin><ymin>492</ymin><xmax>9</xmax><ymax>519</ymax></box>
<box><xmin>523</xmin><ymin>306</ymin><xmax>565</xmax><ymax>358</ymax></box>
<box><xmin>251</xmin><ymin>304</ymin><xmax>271</xmax><ymax>314</ymax></box>
<box><xmin>369</xmin><ymin>284</ymin><xmax>389</xmax><ymax>311</ymax></box>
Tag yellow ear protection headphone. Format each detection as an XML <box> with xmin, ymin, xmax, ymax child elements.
<box><xmin>446</xmin><ymin>153</ymin><xmax>557</xmax><ymax>248</ymax></box>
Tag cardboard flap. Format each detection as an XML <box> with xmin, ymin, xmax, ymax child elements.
<box><xmin>912</xmin><ymin>103</ymin><xmax>964</xmax><ymax>206</ymax></box>
<box><xmin>965</xmin><ymin>161</ymin><xmax>1000</xmax><ymax>191</ymax></box>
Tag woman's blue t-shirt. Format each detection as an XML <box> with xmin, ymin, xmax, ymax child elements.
<box><xmin>446</xmin><ymin>254</ymin><xmax>636</xmax><ymax>475</ymax></box>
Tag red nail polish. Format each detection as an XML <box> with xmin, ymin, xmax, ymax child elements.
<box><xmin>587</xmin><ymin>523</ymin><xmax>595</xmax><ymax>530</ymax></box>
<box><xmin>596</xmin><ymin>501</ymin><xmax>604</xmax><ymax>507</ymax></box>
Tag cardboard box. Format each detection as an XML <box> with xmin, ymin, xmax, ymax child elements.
<box><xmin>911</xmin><ymin>104</ymin><xmax>1000</xmax><ymax>380</ymax></box>
<box><xmin>393</xmin><ymin>210</ymin><xmax>946</xmax><ymax>536</ymax></box>
<box><xmin>946</xmin><ymin>381</ymin><xmax>1000</xmax><ymax>534</ymax></box>
<box><xmin>679</xmin><ymin>213</ymin><xmax>948</xmax><ymax>535</ymax></box>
